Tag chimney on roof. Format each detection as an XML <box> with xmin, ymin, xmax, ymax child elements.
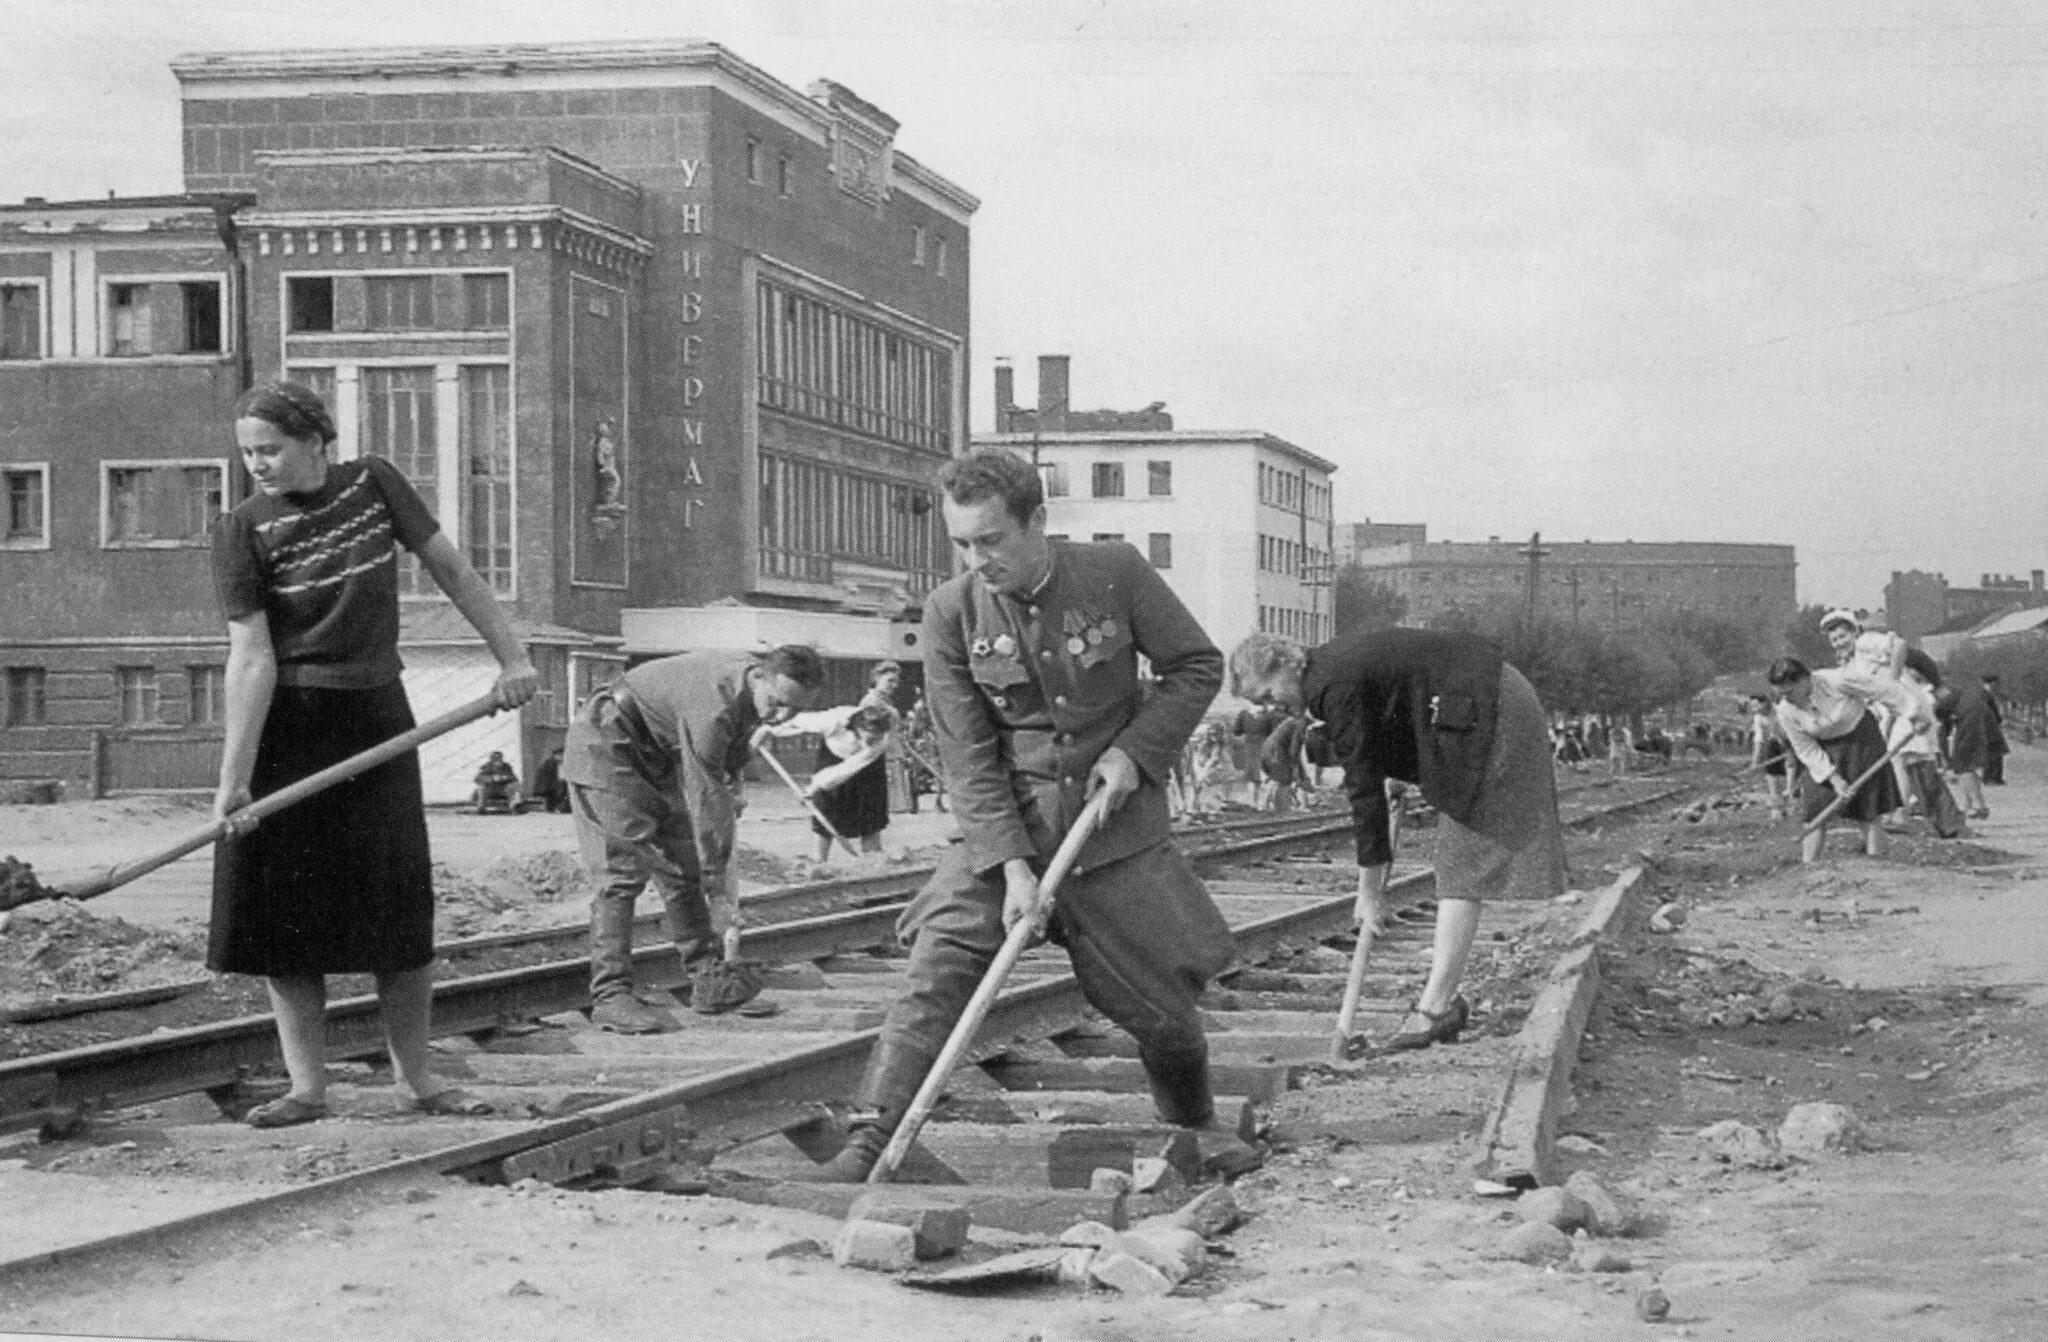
<box><xmin>23</xmin><ymin>196</ymin><xmax>45</xmax><ymax>205</ymax></box>
<box><xmin>993</xmin><ymin>358</ymin><xmax>1016</xmax><ymax>433</ymax></box>
<box><xmin>1037</xmin><ymin>354</ymin><xmax>1070</xmax><ymax>433</ymax></box>
<box><xmin>2034</xmin><ymin>570</ymin><xmax>2044</xmax><ymax>592</ymax></box>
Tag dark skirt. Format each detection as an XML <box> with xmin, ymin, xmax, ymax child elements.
<box><xmin>1799</xmin><ymin>712</ymin><xmax>1901</xmax><ymax>826</ymax></box>
<box><xmin>208</xmin><ymin>682</ymin><xmax>434</xmax><ymax>977</ymax></box>
<box><xmin>1434</xmin><ymin>664</ymin><xmax>1567</xmax><ymax>902</ymax></box>
<box><xmin>812</xmin><ymin>740</ymin><xmax>889</xmax><ymax>841</ymax></box>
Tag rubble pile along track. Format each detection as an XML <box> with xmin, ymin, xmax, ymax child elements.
<box><xmin>0</xmin><ymin>775</ymin><xmax>1690</xmax><ymax>1281</ymax></box>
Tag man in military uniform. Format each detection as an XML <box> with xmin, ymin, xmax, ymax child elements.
<box><xmin>563</xmin><ymin>645</ymin><xmax>825</xmax><ymax>1032</ymax></box>
<box><xmin>806</xmin><ymin>450</ymin><xmax>1233</xmax><ymax>1181</ymax></box>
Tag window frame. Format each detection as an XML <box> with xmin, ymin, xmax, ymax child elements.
<box><xmin>2</xmin><ymin>462</ymin><xmax>51</xmax><ymax>549</ymax></box>
<box><xmin>97</xmin><ymin>271</ymin><xmax>230</xmax><ymax>359</ymax></box>
<box><xmin>186</xmin><ymin>663</ymin><xmax>226</xmax><ymax>727</ymax></box>
<box><xmin>912</xmin><ymin>225</ymin><xmax>926</xmax><ymax>267</ymax></box>
<box><xmin>0</xmin><ymin>277</ymin><xmax>49</xmax><ymax>361</ymax></box>
<box><xmin>1147</xmin><ymin>459</ymin><xmax>1172</xmax><ymax>497</ymax></box>
<box><xmin>934</xmin><ymin>237</ymin><xmax>948</xmax><ymax>278</ymax></box>
<box><xmin>114</xmin><ymin>665</ymin><xmax>163</xmax><ymax>728</ymax></box>
<box><xmin>4</xmin><ymin>666</ymin><xmax>46</xmax><ymax>728</ymax></box>
<box><xmin>99</xmin><ymin>457</ymin><xmax>229</xmax><ymax>550</ymax></box>
<box><xmin>1091</xmin><ymin>462</ymin><xmax>1125</xmax><ymax>499</ymax></box>
<box><xmin>745</xmin><ymin>137</ymin><xmax>762</xmax><ymax>184</ymax></box>
<box><xmin>1148</xmin><ymin>532</ymin><xmax>1172</xmax><ymax>569</ymax></box>
<box><xmin>286</xmin><ymin>275</ymin><xmax>336</xmax><ymax>333</ymax></box>
<box><xmin>778</xmin><ymin>154</ymin><xmax>794</xmax><ymax>197</ymax></box>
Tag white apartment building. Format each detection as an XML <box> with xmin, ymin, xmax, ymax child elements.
<box><xmin>970</xmin><ymin>428</ymin><xmax>1338</xmax><ymax>659</ymax></box>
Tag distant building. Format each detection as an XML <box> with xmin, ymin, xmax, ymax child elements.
<box><xmin>1348</xmin><ymin>537</ymin><xmax>1797</xmax><ymax>640</ymax></box>
<box><xmin>0</xmin><ymin>40</ymin><xmax>976</xmax><ymax>800</ymax></box>
<box><xmin>1886</xmin><ymin>569</ymin><xmax>2046</xmax><ymax>642</ymax></box>
<box><xmin>974</xmin><ymin>356</ymin><xmax>1337</xmax><ymax>658</ymax></box>
<box><xmin>1335</xmin><ymin>519</ymin><xmax>1427</xmax><ymax>565</ymax></box>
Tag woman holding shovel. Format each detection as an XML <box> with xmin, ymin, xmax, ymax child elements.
<box><xmin>209</xmin><ymin>381</ymin><xmax>537</xmax><ymax>1128</ymax></box>
<box><xmin>1766</xmin><ymin>656</ymin><xmax>1932</xmax><ymax>865</ymax></box>
<box><xmin>1229</xmin><ymin>628</ymin><xmax>1566</xmax><ymax>1054</ymax></box>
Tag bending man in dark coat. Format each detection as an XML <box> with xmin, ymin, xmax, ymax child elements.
<box><xmin>1230</xmin><ymin>628</ymin><xmax>1566</xmax><ymax>1051</ymax></box>
<box><xmin>806</xmin><ymin>450</ymin><xmax>1233</xmax><ymax>1180</ymax></box>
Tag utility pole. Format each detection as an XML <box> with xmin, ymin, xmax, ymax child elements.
<box><xmin>1518</xmin><ymin>531</ymin><xmax>1549</xmax><ymax>627</ymax></box>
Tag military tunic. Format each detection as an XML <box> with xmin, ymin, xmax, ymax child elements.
<box><xmin>865</xmin><ymin>540</ymin><xmax>1232</xmax><ymax>1109</ymax></box>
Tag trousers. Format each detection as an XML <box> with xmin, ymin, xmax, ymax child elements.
<box><xmin>853</xmin><ymin>838</ymin><xmax>1232</xmax><ymax>1119</ymax></box>
<box><xmin>571</xmin><ymin>778</ymin><xmax>723</xmax><ymax>999</ymax></box>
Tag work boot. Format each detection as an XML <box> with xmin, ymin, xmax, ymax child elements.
<box><xmin>798</xmin><ymin>1120</ymin><xmax>893</xmax><ymax>1183</ymax></box>
<box><xmin>590</xmin><ymin>991</ymin><xmax>674</xmax><ymax>1034</ymax></box>
<box><xmin>792</xmin><ymin>1036</ymin><xmax>937</xmax><ymax>1181</ymax></box>
<box><xmin>689</xmin><ymin>959</ymin><xmax>766</xmax><ymax>1015</ymax></box>
<box><xmin>1141</xmin><ymin>1038</ymin><xmax>1216</xmax><ymax>1129</ymax></box>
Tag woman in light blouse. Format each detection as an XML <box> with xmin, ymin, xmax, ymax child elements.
<box><xmin>1767</xmin><ymin>656</ymin><xmax>1932</xmax><ymax>864</ymax></box>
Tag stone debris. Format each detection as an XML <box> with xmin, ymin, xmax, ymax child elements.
<box><xmin>1516</xmin><ymin>1186</ymin><xmax>1592</xmax><ymax>1233</ymax></box>
<box><xmin>1058</xmin><ymin>1221</ymin><xmax>1119</xmax><ymax>1247</ymax></box>
<box><xmin>1115</xmin><ymin>1226</ymin><xmax>1206</xmax><ymax>1283</ymax></box>
<box><xmin>1554</xmin><ymin>1134</ymin><xmax>1609</xmax><ymax>1156</ymax></box>
<box><xmin>1130</xmin><ymin>1156</ymin><xmax>1182</xmax><ymax>1196</ymax></box>
<box><xmin>846</xmin><ymin>1191</ymin><xmax>971</xmax><ymax>1260</ymax></box>
<box><xmin>1572</xmin><ymin>1242</ymin><xmax>1633</xmax><ymax>1273</ymax></box>
<box><xmin>1636</xmin><ymin>1286</ymin><xmax>1672</xmax><ymax>1321</ymax></box>
<box><xmin>1089</xmin><ymin>1168</ymin><xmax>1134</xmax><ymax>1194</ymax></box>
<box><xmin>1490</xmin><ymin>1221</ymin><xmax>1573</xmax><ymax>1265</ymax></box>
<box><xmin>1649</xmin><ymin>902</ymin><xmax>1689</xmax><ymax>933</ymax></box>
<box><xmin>1695</xmin><ymin>1119</ymin><xmax>1784</xmax><ymax>1169</ymax></box>
<box><xmin>765</xmin><ymin>1238</ymin><xmax>829</xmax><ymax>1261</ymax></box>
<box><xmin>1148</xmin><ymin>1183</ymin><xmax>1244</xmax><ymax>1239</ymax></box>
<box><xmin>1471</xmin><ymin>1179</ymin><xmax>1520</xmax><ymax>1198</ymax></box>
<box><xmin>1777</xmin><ymin>1102</ymin><xmax>1862</xmax><ymax>1157</ymax></box>
<box><xmin>1563</xmin><ymin>1172</ymin><xmax>1634</xmax><ymax>1237</ymax></box>
<box><xmin>833</xmin><ymin>1219</ymin><xmax>918</xmax><ymax>1272</ymax></box>
<box><xmin>1088</xmin><ymin>1248</ymin><xmax>1176</xmax><ymax>1296</ymax></box>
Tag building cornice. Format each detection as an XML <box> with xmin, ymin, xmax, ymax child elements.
<box><xmin>241</xmin><ymin>206</ymin><xmax>653</xmax><ymax>273</ymax></box>
<box><xmin>171</xmin><ymin>41</ymin><xmax>977</xmax><ymax>226</ymax></box>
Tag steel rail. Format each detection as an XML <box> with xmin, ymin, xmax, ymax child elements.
<box><xmin>0</xmin><ymin>780</ymin><xmax>1690</xmax><ymax>1282</ymax></box>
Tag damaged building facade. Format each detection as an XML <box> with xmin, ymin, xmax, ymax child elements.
<box><xmin>0</xmin><ymin>40</ymin><xmax>975</xmax><ymax>800</ymax></box>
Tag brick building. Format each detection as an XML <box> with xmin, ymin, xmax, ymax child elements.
<box><xmin>1885</xmin><ymin>568</ymin><xmax>2046</xmax><ymax>642</ymax></box>
<box><xmin>0</xmin><ymin>40</ymin><xmax>975</xmax><ymax>800</ymax></box>
<box><xmin>1335</xmin><ymin>519</ymin><xmax>1427</xmax><ymax>565</ymax></box>
<box><xmin>975</xmin><ymin>356</ymin><xmax>1337</xmax><ymax>660</ymax></box>
<box><xmin>1347</xmin><ymin>536</ymin><xmax>1797</xmax><ymax>640</ymax></box>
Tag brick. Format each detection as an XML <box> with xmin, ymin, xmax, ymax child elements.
<box><xmin>846</xmin><ymin>1189</ymin><xmax>970</xmax><ymax>1261</ymax></box>
<box><xmin>1089</xmin><ymin>1249</ymin><xmax>1174</xmax><ymax>1296</ymax></box>
<box><xmin>832</xmin><ymin>1219</ymin><xmax>916</xmax><ymax>1272</ymax></box>
<box><xmin>1116</xmin><ymin>1226</ymin><xmax>1204</xmax><ymax>1283</ymax></box>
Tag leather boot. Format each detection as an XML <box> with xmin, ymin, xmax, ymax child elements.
<box><xmin>588</xmin><ymin>896</ymin><xmax>672</xmax><ymax>1034</ymax></box>
<box><xmin>1141</xmin><ymin>1038</ymin><xmax>1216</xmax><ymax>1129</ymax></box>
<box><xmin>793</xmin><ymin>1036</ymin><xmax>936</xmax><ymax>1182</ymax></box>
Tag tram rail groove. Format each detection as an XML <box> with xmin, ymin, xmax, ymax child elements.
<box><xmin>0</xmin><ymin>775</ymin><xmax>1700</xmax><ymax>1285</ymax></box>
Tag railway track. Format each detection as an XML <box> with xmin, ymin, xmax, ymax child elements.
<box><xmin>0</xmin><ymin>775</ymin><xmax>1692</xmax><ymax>1280</ymax></box>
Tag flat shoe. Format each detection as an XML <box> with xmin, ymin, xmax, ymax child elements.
<box><xmin>407</xmin><ymin>1088</ymin><xmax>493</xmax><ymax>1117</ymax></box>
<box><xmin>1383</xmin><ymin>995</ymin><xmax>1469</xmax><ymax>1052</ymax></box>
<box><xmin>245</xmin><ymin>1095</ymin><xmax>328</xmax><ymax>1129</ymax></box>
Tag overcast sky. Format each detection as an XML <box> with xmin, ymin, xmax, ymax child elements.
<box><xmin>8</xmin><ymin>0</ymin><xmax>2046</xmax><ymax>609</ymax></box>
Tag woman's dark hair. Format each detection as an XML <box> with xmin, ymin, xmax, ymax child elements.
<box><xmin>1765</xmin><ymin>656</ymin><xmax>1811</xmax><ymax>687</ymax></box>
<box><xmin>234</xmin><ymin>380</ymin><xmax>338</xmax><ymax>446</ymax></box>
<box><xmin>935</xmin><ymin>450</ymin><xmax>1043</xmax><ymax>526</ymax></box>
<box><xmin>848</xmin><ymin>704</ymin><xmax>894</xmax><ymax>738</ymax></box>
<box><xmin>759</xmin><ymin>644</ymin><xmax>827</xmax><ymax>689</ymax></box>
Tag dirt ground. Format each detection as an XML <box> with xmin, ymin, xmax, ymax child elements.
<box><xmin>3</xmin><ymin>752</ymin><xmax>2044</xmax><ymax>1340</ymax></box>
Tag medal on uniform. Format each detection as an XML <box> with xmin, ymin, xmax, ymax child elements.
<box><xmin>1067</xmin><ymin>636</ymin><xmax>1086</xmax><ymax>655</ymax></box>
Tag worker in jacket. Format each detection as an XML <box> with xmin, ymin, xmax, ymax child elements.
<box><xmin>805</xmin><ymin>450</ymin><xmax>1233</xmax><ymax>1181</ymax></box>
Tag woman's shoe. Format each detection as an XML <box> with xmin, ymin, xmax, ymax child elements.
<box><xmin>1383</xmin><ymin>995</ymin><xmax>1469</xmax><ymax>1052</ymax></box>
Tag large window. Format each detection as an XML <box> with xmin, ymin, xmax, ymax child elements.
<box><xmin>365</xmin><ymin>276</ymin><xmax>435</xmax><ymax>331</ymax></box>
<box><xmin>758</xmin><ymin>450</ymin><xmax>948</xmax><ymax>596</ymax></box>
<box><xmin>103</xmin><ymin>462</ymin><xmax>224</xmax><ymax>548</ymax></box>
<box><xmin>1147</xmin><ymin>460</ymin><xmax>1172</xmax><ymax>497</ymax></box>
<box><xmin>3</xmin><ymin>465</ymin><xmax>47</xmax><ymax>547</ymax></box>
<box><xmin>115</xmin><ymin>667</ymin><xmax>160</xmax><ymax>726</ymax></box>
<box><xmin>463</xmin><ymin>274</ymin><xmax>510</xmax><ymax>330</ymax></box>
<box><xmin>1</xmin><ymin>283</ymin><xmax>42</xmax><ymax>360</ymax></box>
<box><xmin>104</xmin><ymin>279</ymin><xmax>223</xmax><ymax>356</ymax></box>
<box><xmin>756</xmin><ymin>276</ymin><xmax>956</xmax><ymax>455</ymax></box>
<box><xmin>187</xmin><ymin>665</ymin><xmax>225</xmax><ymax>726</ymax></box>
<box><xmin>1038</xmin><ymin>461</ymin><xmax>1068</xmax><ymax>498</ymax></box>
<box><xmin>287</xmin><ymin>277</ymin><xmax>334</xmax><ymax>333</ymax></box>
<box><xmin>360</xmin><ymin>367</ymin><xmax>438</xmax><ymax>594</ymax></box>
<box><xmin>4</xmin><ymin>667</ymin><xmax>44</xmax><ymax>727</ymax></box>
<box><xmin>1091</xmin><ymin>463</ymin><xmax>1124</xmax><ymax>499</ymax></box>
<box><xmin>460</xmin><ymin>365</ymin><xmax>513</xmax><ymax>594</ymax></box>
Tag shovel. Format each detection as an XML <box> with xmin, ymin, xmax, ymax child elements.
<box><xmin>751</xmin><ymin>738</ymin><xmax>864</xmax><ymax>861</ymax></box>
<box><xmin>1329</xmin><ymin>787</ymin><xmax>1404</xmax><ymax>1062</ymax></box>
<box><xmin>867</xmin><ymin>789</ymin><xmax>1113</xmax><ymax>1184</ymax></box>
<box><xmin>0</xmin><ymin>693</ymin><xmax>504</xmax><ymax>914</ymax></box>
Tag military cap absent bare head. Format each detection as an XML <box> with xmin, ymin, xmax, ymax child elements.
<box><xmin>936</xmin><ymin>450</ymin><xmax>1043</xmax><ymax>527</ymax></box>
<box><xmin>235</xmin><ymin>380</ymin><xmax>338</xmax><ymax>446</ymax></box>
<box><xmin>759</xmin><ymin>644</ymin><xmax>827</xmax><ymax>688</ymax></box>
<box><xmin>1229</xmin><ymin>632</ymin><xmax>1309</xmax><ymax>707</ymax></box>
